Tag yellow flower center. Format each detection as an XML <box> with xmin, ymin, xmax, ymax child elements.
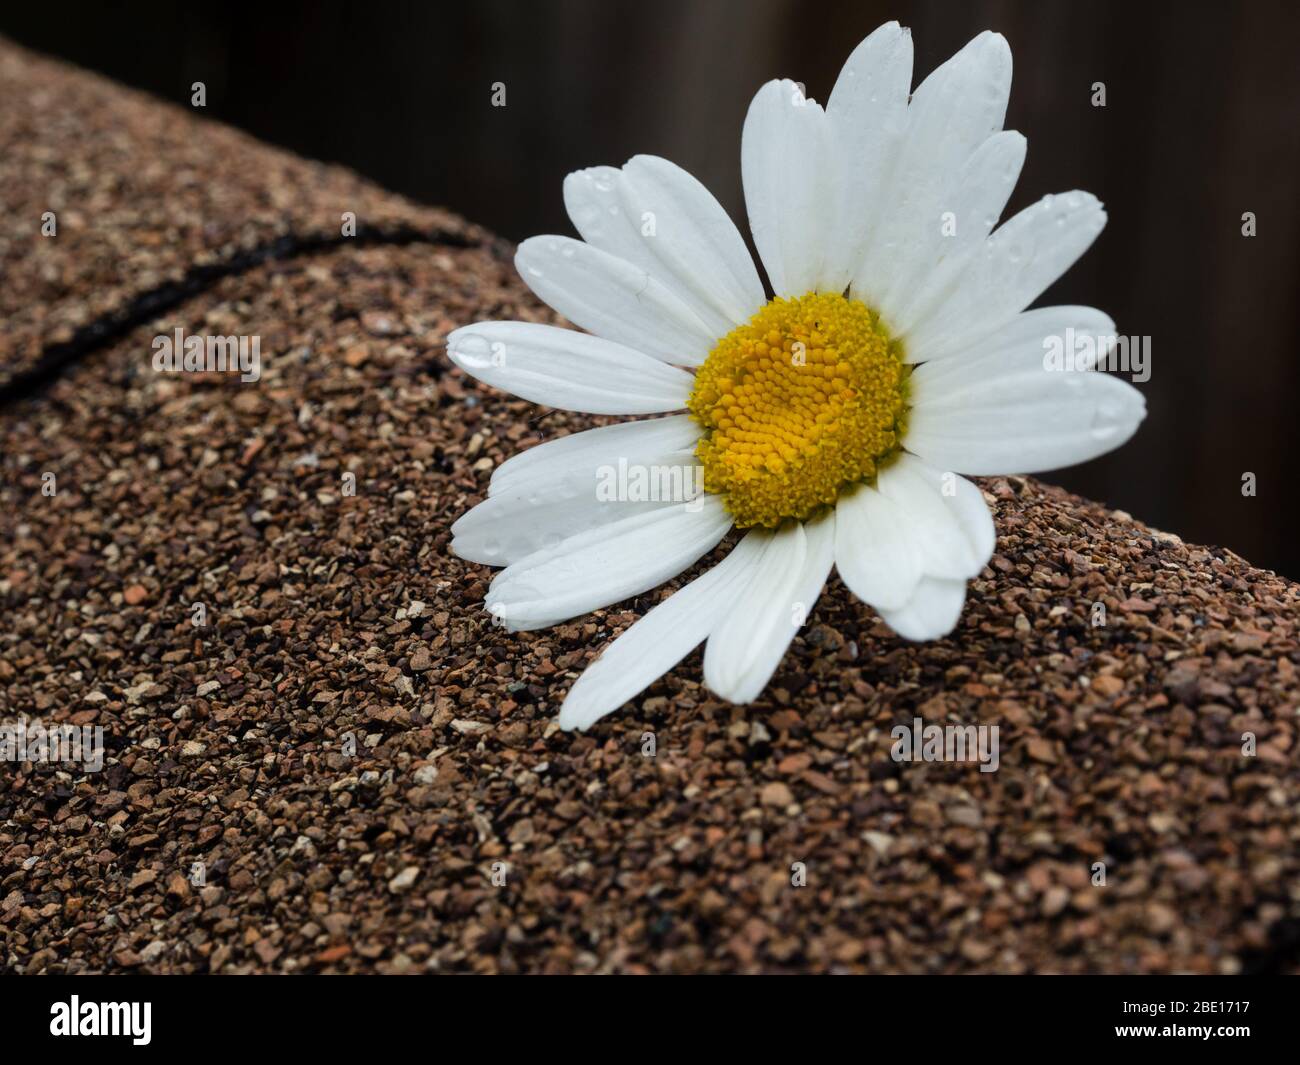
<box><xmin>687</xmin><ymin>292</ymin><xmax>908</xmax><ymax>528</ymax></box>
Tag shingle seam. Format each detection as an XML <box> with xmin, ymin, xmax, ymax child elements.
<box><xmin>0</xmin><ymin>222</ymin><xmax>493</xmax><ymax>409</ymax></box>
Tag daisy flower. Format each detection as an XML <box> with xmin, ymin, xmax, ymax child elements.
<box><xmin>447</xmin><ymin>22</ymin><xmax>1146</xmax><ymax>731</ymax></box>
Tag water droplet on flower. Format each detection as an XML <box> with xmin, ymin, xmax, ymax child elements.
<box><xmin>450</xmin><ymin>333</ymin><xmax>495</xmax><ymax>369</ymax></box>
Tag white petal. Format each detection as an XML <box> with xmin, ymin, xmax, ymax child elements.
<box><xmin>833</xmin><ymin>481</ymin><xmax>922</xmax><ymax>611</ymax></box>
<box><xmin>887</xmin><ymin>130</ymin><xmax>1027</xmax><ymax>336</ymax></box>
<box><xmin>877</xmin><ymin>576</ymin><xmax>968</xmax><ymax>641</ymax></box>
<box><xmin>557</xmin><ymin>534</ymin><xmax>767</xmax><ymax>731</ymax></box>
<box><xmin>491</xmin><ymin>414</ymin><xmax>699</xmax><ymax>496</ymax></box>
<box><xmin>447</xmin><ymin>321</ymin><xmax>693</xmax><ymax>415</ymax></box>
<box><xmin>905</xmin><ymin>191</ymin><xmax>1107</xmax><ymax>363</ymax></box>
<box><xmin>910</xmin><ymin>306</ymin><xmax>1115</xmax><ymax>396</ymax></box>
<box><xmin>905</xmin><ymin>369</ymin><xmax>1146</xmax><ymax>475</ymax></box>
<box><xmin>835</xmin><ymin>455</ymin><xmax>994</xmax><ymax>614</ymax></box>
<box><xmin>453</xmin><ymin>447</ymin><xmax>700</xmax><ymax>565</ymax></box>
<box><xmin>902</xmin><ymin>31</ymin><xmax>1013</xmax><ymax>178</ymax></box>
<box><xmin>851</xmin><ymin>31</ymin><xmax>1012</xmax><ymax>310</ymax></box>
<box><xmin>703</xmin><ymin>512</ymin><xmax>835</xmax><ymax>704</ymax></box>
<box><xmin>822</xmin><ymin>22</ymin><xmax>914</xmax><ymax>292</ymax></box>
<box><xmin>941</xmin><ymin>468</ymin><xmax>998</xmax><ymax>571</ymax></box>
<box><xmin>741</xmin><ymin>79</ymin><xmax>835</xmax><ymax>296</ymax></box>
<box><xmin>515</xmin><ymin>235</ymin><xmax>715</xmax><ymax>364</ymax></box>
<box><xmin>874</xmin><ymin>456</ymin><xmax>987</xmax><ymax>580</ymax></box>
<box><xmin>485</xmin><ymin>496</ymin><xmax>732</xmax><ymax>631</ymax></box>
<box><xmin>564</xmin><ymin>157</ymin><xmax>765</xmax><ymax>338</ymax></box>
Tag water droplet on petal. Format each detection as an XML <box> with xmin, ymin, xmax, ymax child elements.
<box><xmin>1089</xmin><ymin>398</ymin><xmax>1127</xmax><ymax>440</ymax></box>
<box><xmin>450</xmin><ymin>332</ymin><xmax>495</xmax><ymax>370</ymax></box>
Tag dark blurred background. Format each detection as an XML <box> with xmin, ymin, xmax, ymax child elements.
<box><xmin>3</xmin><ymin>0</ymin><xmax>1298</xmax><ymax>578</ymax></box>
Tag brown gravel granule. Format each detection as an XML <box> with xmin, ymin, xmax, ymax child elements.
<box><xmin>2</xmin><ymin>39</ymin><xmax>1299</xmax><ymax>975</ymax></box>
